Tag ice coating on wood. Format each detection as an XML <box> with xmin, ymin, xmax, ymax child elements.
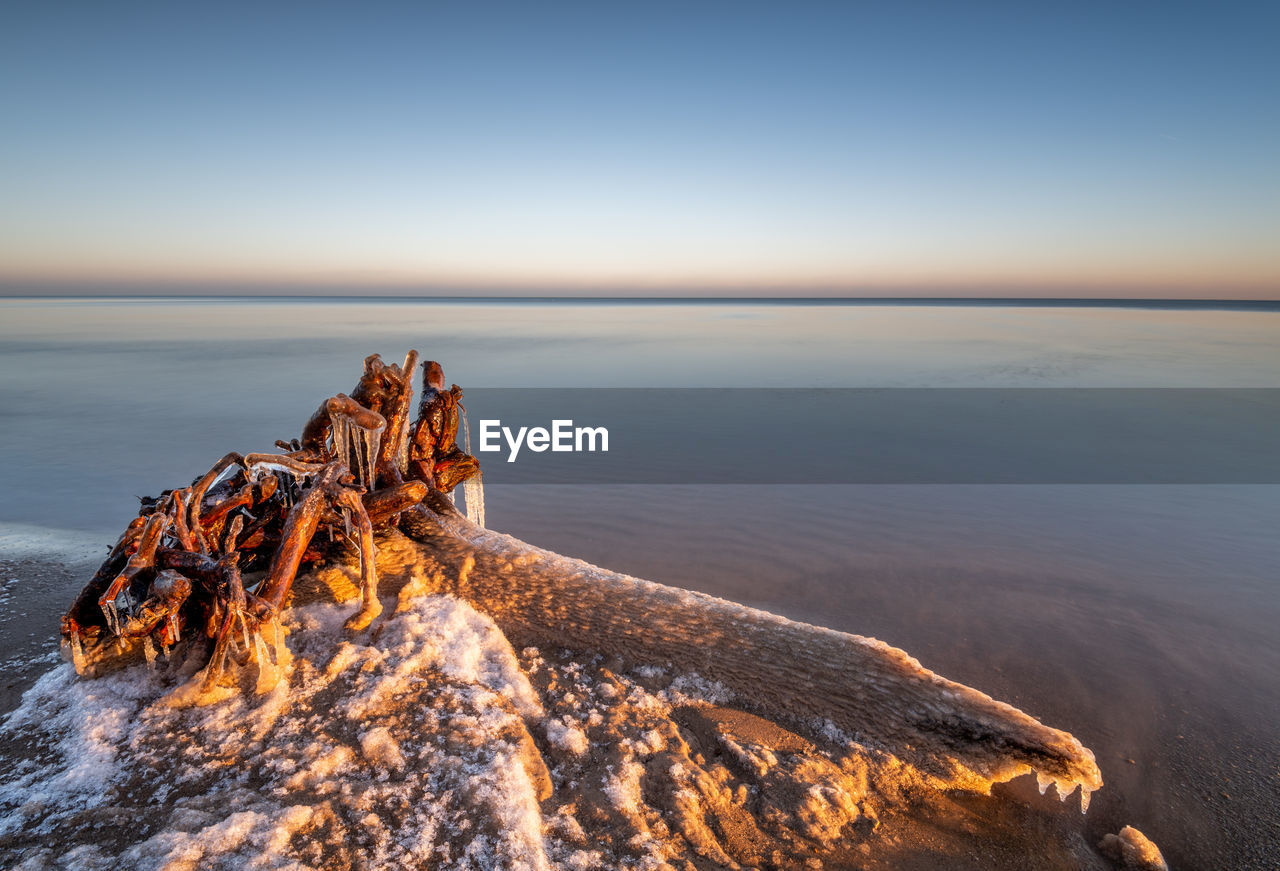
<box><xmin>100</xmin><ymin>590</ymin><xmax>124</xmax><ymax>637</ymax></box>
<box><xmin>330</xmin><ymin>411</ymin><xmax>383</xmax><ymax>491</ymax></box>
<box><xmin>459</xmin><ymin>412</ymin><xmax>486</xmax><ymax>528</ymax></box>
<box><xmin>394</xmin><ymin>418</ymin><xmax>411</xmax><ymax>476</ymax></box>
<box><xmin>35</xmin><ymin>351</ymin><xmax>1126</xmax><ymax>866</ymax></box>
<box><xmin>4</xmin><ymin>527</ymin><xmax>1118</xmax><ymax>868</ymax></box>
<box><xmin>68</xmin><ymin>628</ymin><xmax>86</xmax><ymax>673</ymax></box>
<box><xmin>463</xmin><ymin>473</ymin><xmax>485</xmax><ymax>528</ymax></box>
<box><xmin>402</xmin><ymin>498</ymin><xmax>1103</xmax><ymax>808</ymax></box>
<box><xmin>392</xmin><ymin>360</ymin><xmax>413</xmax><ymax>476</ymax></box>
<box><xmin>1099</xmin><ymin>825</ymin><xmax>1169</xmax><ymax>870</ymax></box>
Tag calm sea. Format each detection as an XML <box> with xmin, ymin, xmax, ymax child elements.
<box><xmin>1</xmin><ymin>297</ymin><xmax>1277</xmax><ymax>868</ymax></box>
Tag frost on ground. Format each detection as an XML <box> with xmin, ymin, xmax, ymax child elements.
<box><xmin>1</xmin><ymin>525</ymin><xmax>1149</xmax><ymax>870</ymax></box>
<box><xmin>0</xmin><ymin>592</ymin><xmax>976</xmax><ymax>871</ymax></box>
<box><xmin>0</xmin><ymin>590</ymin><xmax>557</xmax><ymax>871</ymax></box>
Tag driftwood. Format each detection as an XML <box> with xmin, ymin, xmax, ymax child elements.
<box><xmin>58</xmin><ymin>351</ymin><xmax>1101</xmax><ymax>815</ymax></box>
<box><xmin>398</xmin><ymin>493</ymin><xmax>1101</xmax><ymax>809</ymax></box>
<box><xmin>60</xmin><ymin>351</ymin><xmax>478</xmax><ymax>688</ymax></box>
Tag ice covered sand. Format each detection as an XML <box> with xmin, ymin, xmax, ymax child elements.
<box><xmin>0</xmin><ymin>496</ymin><xmax>1166</xmax><ymax>870</ymax></box>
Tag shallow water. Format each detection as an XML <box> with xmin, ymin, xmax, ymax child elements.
<box><xmin>1</xmin><ymin>297</ymin><xmax>1278</xmax><ymax>868</ymax></box>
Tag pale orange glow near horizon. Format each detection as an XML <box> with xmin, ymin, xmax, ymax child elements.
<box><xmin>3</xmin><ymin>197</ymin><xmax>1277</xmax><ymax>297</ymax></box>
<box><xmin>2</xmin><ymin>260</ymin><xmax>1277</xmax><ymax>298</ymax></box>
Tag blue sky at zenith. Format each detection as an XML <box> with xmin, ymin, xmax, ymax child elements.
<box><xmin>1</xmin><ymin>1</ymin><xmax>1277</xmax><ymax>296</ymax></box>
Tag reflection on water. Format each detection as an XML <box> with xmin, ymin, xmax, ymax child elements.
<box><xmin>1</xmin><ymin>298</ymin><xmax>1278</xmax><ymax>868</ymax></box>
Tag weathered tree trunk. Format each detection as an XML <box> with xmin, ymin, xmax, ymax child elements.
<box><xmin>399</xmin><ymin>494</ymin><xmax>1102</xmax><ymax>806</ymax></box>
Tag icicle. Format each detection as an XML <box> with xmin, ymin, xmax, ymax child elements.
<box><xmin>395</xmin><ymin>407</ymin><xmax>411</xmax><ymax>475</ymax></box>
<box><xmin>464</xmin><ymin>472</ymin><xmax>486</xmax><ymax>528</ymax></box>
<box><xmin>253</xmin><ymin>632</ymin><xmax>274</xmax><ymax>694</ymax></box>
<box><xmin>332</xmin><ymin>414</ymin><xmax>350</xmax><ymax>472</ymax></box>
<box><xmin>1034</xmin><ymin>772</ymin><xmax>1086</xmax><ymax>811</ymax></box>
<box><xmin>350</xmin><ymin>419</ymin><xmax>362</xmax><ymax>475</ymax></box>
<box><xmin>329</xmin><ymin>412</ymin><xmax>382</xmax><ymax>489</ymax></box>
<box><xmin>166</xmin><ymin>611</ymin><xmax>181</xmax><ymax>644</ymax></box>
<box><xmin>362</xmin><ymin>425</ymin><xmax>371</xmax><ymax>480</ymax></box>
<box><xmin>101</xmin><ymin>587</ymin><xmax>132</xmax><ymax>637</ymax></box>
<box><xmin>458</xmin><ymin>412</ymin><xmax>485</xmax><ymax>526</ymax></box>
<box><xmin>69</xmin><ymin>629</ymin><xmax>86</xmax><ymax>674</ymax></box>
<box><xmin>143</xmin><ymin>636</ymin><xmax>157</xmax><ymax>668</ymax></box>
<box><xmin>353</xmin><ymin>522</ymin><xmax>366</xmax><ymax>569</ymax></box>
<box><xmin>101</xmin><ymin>599</ymin><xmax>119</xmax><ymax>636</ymax></box>
<box><xmin>359</xmin><ymin>423</ymin><xmax>381</xmax><ymax>488</ymax></box>
<box><xmin>269</xmin><ymin>618</ymin><xmax>287</xmax><ymax>666</ymax></box>
<box><xmin>363</xmin><ymin>425</ymin><xmax>371</xmax><ymax>481</ymax></box>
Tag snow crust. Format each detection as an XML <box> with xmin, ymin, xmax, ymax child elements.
<box><xmin>1</xmin><ymin>521</ymin><xmax>1139</xmax><ymax>869</ymax></box>
<box><xmin>0</xmin><ymin>592</ymin><xmax>555</xmax><ymax>870</ymax></box>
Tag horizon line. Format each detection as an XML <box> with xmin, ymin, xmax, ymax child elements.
<box><xmin>3</xmin><ymin>293</ymin><xmax>1278</xmax><ymax>311</ymax></box>
<box><xmin>2</xmin><ymin>283</ymin><xmax>1278</xmax><ymax>301</ymax></box>
<box><xmin>3</xmin><ymin>274</ymin><xmax>1280</xmax><ymax>301</ymax></box>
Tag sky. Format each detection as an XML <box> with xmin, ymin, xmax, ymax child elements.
<box><xmin>1</xmin><ymin>1</ymin><xmax>1277</xmax><ymax>298</ymax></box>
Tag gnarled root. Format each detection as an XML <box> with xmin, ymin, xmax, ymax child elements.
<box><xmin>61</xmin><ymin>356</ymin><xmax>433</xmax><ymax>689</ymax></box>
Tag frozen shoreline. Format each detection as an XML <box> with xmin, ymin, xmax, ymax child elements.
<box><xmin>0</xmin><ymin>512</ymin><xmax>1167</xmax><ymax>869</ymax></box>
